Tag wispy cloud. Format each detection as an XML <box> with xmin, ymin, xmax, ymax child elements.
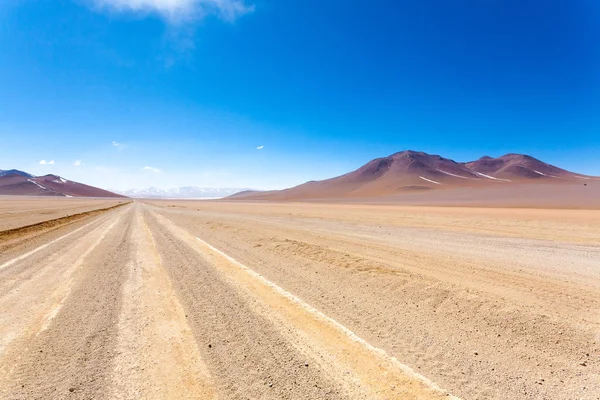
<box><xmin>73</xmin><ymin>160</ymin><xmax>83</xmax><ymax>166</ymax></box>
<box><xmin>112</xmin><ymin>141</ymin><xmax>126</xmax><ymax>151</ymax></box>
<box><xmin>89</xmin><ymin>0</ymin><xmax>255</xmax><ymax>23</ymax></box>
<box><xmin>143</xmin><ymin>166</ymin><xmax>163</xmax><ymax>173</ymax></box>
<box><xmin>39</xmin><ymin>160</ymin><xmax>55</xmax><ymax>165</ymax></box>
<box><xmin>256</xmin><ymin>145</ymin><xmax>264</xmax><ymax>150</ymax></box>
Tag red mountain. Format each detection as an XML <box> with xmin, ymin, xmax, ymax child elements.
<box><xmin>283</xmin><ymin>151</ymin><xmax>480</xmax><ymax>197</ymax></box>
<box><xmin>230</xmin><ymin>151</ymin><xmax>597</xmax><ymax>200</ymax></box>
<box><xmin>0</xmin><ymin>172</ymin><xmax>126</xmax><ymax>198</ymax></box>
<box><xmin>463</xmin><ymin>154</ymin><xmax>586</xmax><ymax>180</ymax></box>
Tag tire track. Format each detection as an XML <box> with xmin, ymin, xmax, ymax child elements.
<box><xmin>0</xmin><ymin>208</ymin><xmax>127</xmax><ymax>379</ymax></box>
<box><xmin>148</xmin><ymin>207</ymin><xmax>456</xmax><ymax>400</ymax></box>
<box><xmin>0</xmin><ymin>207</ymin><xmax>122</xmax><ymax>297</ymax></box>
<box><xmin>144</xmin><ymin>208</ymin><xmax>351</xmax><ymax>400</ymax></box>
<box><xmin>0</xmin><ymin>201</ymin><xmax>130</xmax><ymax>257</ymax></box>
<box><xmin>0</xmin><ymin>215</ymin><xmax>110</xmax><ymax>271</ymax></box>
<box><xmin>2</xmin><ymin>208</ymin><xmax>134</xmax><ymax>399</ymax></box>
<box><xmin>109</xmin><ymin>205</ymin><xmax>215</xmax><ymax>399</ymax></box>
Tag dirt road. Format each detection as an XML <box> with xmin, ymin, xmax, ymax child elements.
<box><xmin>1</xmin><ymin>201</ymin><xmax>598</xmax><ymax>399</ymax></box>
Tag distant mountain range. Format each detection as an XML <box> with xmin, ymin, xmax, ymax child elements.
<box><xmin>4</xmin><ymin>151</ymin><xmax>596</xmax><ymax>201</ymax></box>
<box><xmin>114</xmin><ymin>187</ymin><xmax>249</xmax><ymax>199</ymax></box>
<box><xmin>228</xmin><ymin>151</ymin><xmax>598</xmax><ymax>200</ymax></box>
<box><xmin>0</xmin><ymin>169</ymin><xmax>125</xmax><ymax>198</ymax></box>
<box><xmin>0</xmin><ymin>169</ymin><xmax>33</xmax><ymax>178</ymax></box>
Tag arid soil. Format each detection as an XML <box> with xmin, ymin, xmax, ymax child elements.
<box><xmin>1</xmin><ymin>199</ymin><xmax>598</xmax><ymax>399</ymax></box>
<box><xmin>0</xmin><ymin>196</ymin><xmax>128</xmax><ymax>231</ymax></box>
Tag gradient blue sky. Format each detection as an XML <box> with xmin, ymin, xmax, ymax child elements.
<box><xmin>1</xmin><ymin>0</ymin><xmax>599</xmax><ymax>190</ymax></box>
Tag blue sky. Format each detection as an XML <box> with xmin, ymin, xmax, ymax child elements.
<box><xmin>1</xmin><ymin>0</ymin><xmax>599</xmax><ymax>190</ymax></box>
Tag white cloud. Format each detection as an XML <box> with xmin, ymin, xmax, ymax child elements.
<box><xmin>256</xmin><ymin>145</ymin><xmax>264</xmax><ymax>150</ymax></box>
<box><xmin>73</xmin><ymin>160</ymin><xmax>83</xmax><ymax>166</ymax></box>
<box><xmin>143</xmin><ymin>166</ymin><xmax>163</xmax><ymax>173</ymax></box>
<box><xmin>90</xmin><ymin>0</ymin><xmax>255</xmax><ymax>23</ymax></box>
<box><xmin>39</xmin><ymin>160</ymin><xmax>55</xmax><ymax>165</ymax></box>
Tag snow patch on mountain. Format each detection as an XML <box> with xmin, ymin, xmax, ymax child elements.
<box><xmin>114</xmin><ymin>187</ymin><xmax>251</xmax><ymax>199</ymax></box>
<box><xmin>28</xmin><ymin>179</ymin><xmax>48</xmax><ymax>190</ymax></box>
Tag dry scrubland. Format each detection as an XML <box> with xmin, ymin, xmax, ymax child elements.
<box><xmin>0</xmin><ymin>197</ymin><xmax>599</xmax><ymax>399</ymax></box>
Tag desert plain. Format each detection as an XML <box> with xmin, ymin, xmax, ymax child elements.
<box><xmin>0</xmin><ymin>196</ymin><xmax>599</xmax><ymax>399</ymax></box>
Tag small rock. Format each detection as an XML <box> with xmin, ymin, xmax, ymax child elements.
<box><xmin>69</xmin><ymin>388</ymin><xmax>75</xmax><ymax>393</ymax></box>
<box><xmin>474</xmin><ymin>352</ymin><xmax>479</xmax><ymax>356</ymax></box>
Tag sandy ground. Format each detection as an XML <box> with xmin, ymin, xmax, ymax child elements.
<box><xmin>0</xmin><ymin>199</ymin><xmax>598</xmax><ymax>399</ymax></box>
<box><xmin>0</xmin><ymin>196</ymin><xmax>128</xmax><ymax>231</ymax></box>
<box><xmin>237</xmin><ymin>180</ymin><xmax>600</xmax><ymax>209</ymax></box>
<box><xmin>374</xmin><ymin>182</ymin><xmax>600</xmax><ymax>209</ymax></box>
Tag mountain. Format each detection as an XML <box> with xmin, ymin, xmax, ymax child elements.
<box><xmin>225</xmin><ymin>190</ymin><xmax>276</xmax><ymax>199</ymax></box>
<box><xmin>0</xmin><ymin>169</ymin><xmax>33</xmax><ymax>178</ymax></box>
<box><xmin>115</xmin><ymin>186</ymin><xmax>250</xmax><ymax>199</ymax></box>
<box><xmin>229</xmin><ymin>150</ymin><xmax>598</xmax><ymax>200</ymax></box>
<box><xmin>0</xmin><ymin>171</ymin><xmax>126</xmax><ymax>198</ymax></box>
<box><xmin>463</xmin><ymin>154</ymin><xmax>587</xmax><ymax>180</ymax></box>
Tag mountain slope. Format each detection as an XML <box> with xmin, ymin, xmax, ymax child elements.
<box><xmin>229</xmin><ymin>150</ymin><xmax>597</xmax><ymax>200</ymax></box>
<box><xmin>464</xmin><ymin>154</ymin><xmax>588</xmax><ymax>180</ymax></box>
<box><xmin>0</xmin><ymin>171</ymin><xmax>126</xmax><ymax>198</ymax></box>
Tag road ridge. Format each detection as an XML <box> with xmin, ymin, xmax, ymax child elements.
<box><xmin>0</xmin><ymin>201</ymin><xmax>130</xmax><ymax>240</ymax></box>
<box><xmin>0</xmin><ymin>202</ymin><xmax>130</xmax><ymax>270</ymax></box>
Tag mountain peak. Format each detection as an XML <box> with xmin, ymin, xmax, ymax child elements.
<box><xmin>500</xmin><ymin>153</ymin><xmax>535</xmax><ymax>160</ymax></box>
<box><xmin>0</xmin><ymin>169</ymin><xmax>34</xmax><ymax>178</ymax></box>
<box><xmin>390</xmin><ymin>150</ymin><xmax>427</xmax><ymax>158</ymax></box>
